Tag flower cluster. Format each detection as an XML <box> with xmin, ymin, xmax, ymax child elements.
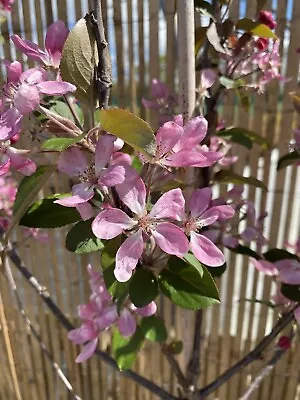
<box><xmin>68</xmin><ymin>265</ymin><xmax>157</xmax><ymax>362</ymax></box>
<box><xmin>54</xmin><ymin>117</ymin><xmax>233</xmax><ymax>282</ymax></box>
<box><xmin>0</xmin><ymin>0</ymin><xmax>14</xmax><ymax>12</ymax></box>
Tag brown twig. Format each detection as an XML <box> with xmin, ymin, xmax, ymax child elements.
<box><xmin>1</xmin><ymin>257</ymin><xmax>81</xmax><ymax>400</ymax></box>
<box><xmin>91</xmin><ymin>0</ymin><xmax>112</xmax><ymax>109</ymax></box>
<box><xmin>162</xmin><ymin>345</ymin><xmax>188</xmax><ymax>391</ymax></box>
<box><xmin>197</xmin><ymin>306</ymin><xmax>297</xmax><ymax>398</ymax></box>
<box><xmin>239</xmin><ymin>329</ymin><xmax>295</xmax><ymax>400</ymax></box>
<box><xmin>7</xmin><ymin>246</ymin><xmax>179</xmax><ymax>400</ymax></box>
<box><xmin>186</xmin><ymin>310</ymin><xmax>203</xmax><ymax>389</ymax></box>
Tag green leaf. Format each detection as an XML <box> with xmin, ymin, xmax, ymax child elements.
<box><xmin>277</xmin><ymin>151</ymin><xmax>300</xmax><ymax>170</ymax></box>
<box><xmin>112</xmin><ymin>328</ymin><xmax>144</xmax><ymax>370</ymax></box>
<box><xmin>50</xmin><ymin>100</ymin><xmax>83</xmax><ymax>123</ymax></box>
<box><xmin>215</xmin><ymin>170</ymin><xmax>267</xmax><ymax>190</ymax></box>
<box><xmin>237</xmin><ymin>18</ymin><xmax>277</xmax><ymax>39</ymax></box>
<box><xmin>8</xmin><ymin>166</ymin><xmax>55</xmax><ymax>238</ymax></box>
<box><xmin>183</xmin><ymin>253</ymin><xmax>204</xmax><ymax>277</ymax></box>
<box><xmin>206</xmin><ymin>263</ymin><xmax>227</xmax><ymax>277</ymax></box>
<box><xmin>103</xmin><ymin>264</ymin><xmax>129</xmax><ymax>300</ymax></box>
<box><xmin>65</xmin><ymin>219</ymin><xmax>104</xmax><ymax>253</ymax></box>
<box><xmin>97</xmin><ymin>109</ymin><xmax>156</xmax><ymax>157</ymax></box>
<box><xmin>139</xmin><ymin>316</ymin><xmax>167</xmax><ymax>343</ymax></box>
<box><xmin>20</xmin><ymin>194</ymin><xmax>81</xmax><ymax>228</ymax></box>
<box><xmin>281</xmin><ymin>283</ymin><xmax>300</xmax><ymax>302</ymax></box>
<box><xmin>101</xmin><ymin>236</ymin><xmax>122</xmax><ymax>270</ymax></box>
<box><xmin>206</xmin><ymin>22</ymin><xmax>231</xmax><ymax>55</ymax></box>
<box><xmin>42</xmin><ymin>133</ymin><xmax>86</xmax><ymax>152</ymax></box>
<box><xmin>217</xmin><ymin>127</ymin><xmax>270</xmax><ymax>150</ymax></box>
<box><xmin>194</xmin><ymin>0</ymin><xmax>216</xmax><ymax>21</ymax></box>
<box><xmin>219</xmin><ymin>77</ymin><xmax>245</xmax><ymax>89</ymax></box>
<box><xmin>129</xmin><ymin>269</ymin><xmax>158</xmax><ymax>308</ymax></box>
<box><xmin>228</xmin><ymin>244</ymin><xmax>261</xmax><ymax>260</ymax></box>
<box><xmin>263</xmin><ymin>248</ymin><xmax>299</xmax><ymax>263</ymax></box>
<box><xmin>158</xmin><ymin>257</ymin><xmax>220</xmax><ymax>310</ymax></box>
<box><xmin>60</xmin><ymin>17</ymin><xmax>97</xmax><ymax>107</ymax></box>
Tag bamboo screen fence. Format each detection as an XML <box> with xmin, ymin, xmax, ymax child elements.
<box><xmin>0</xmin><ymin>0</ymin><xmax>300</xmax><ymax>399</ymax></box>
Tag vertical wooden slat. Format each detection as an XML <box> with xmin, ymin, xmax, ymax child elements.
<box><xmin>127</xmin><ymin>0</ymin><xmax>137</xmax><ymax>114</ymax></box>
<box><xmin>138</xmin><ymin>0</ymin><xmax>146</xmax><ymax>119</ymax></box>
<box><xmin>113</xmin><ymin>0</ymin><xmax>125</xmax><ymax>107</ymax></box>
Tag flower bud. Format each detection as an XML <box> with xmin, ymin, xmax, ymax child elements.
<box><xmin>259</xmin><ymin>11</ymin><xmax>276</xmax><ymax>30</ymax></box>
<box><xmin>255</xmin><ymin>38</ymin><xmax>269</xmax><ymax>51</ymax></box>
<box><xmin>277</xmin><ymin>336</ymin><xmax>291</xmax><ymax>350</ymax></box>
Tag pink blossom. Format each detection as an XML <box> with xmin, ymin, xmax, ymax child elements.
<box><xmin>55</xmin><ymin>135</ymin><xmax>126</xmax><ymax>220</ymax></box>
<box><xmin>250</xmin><ymin>258</ymin><xmax>278</xmax><ymax>276</ymax></box>
<box><xmin>68</xmin><ymin>265</ymin><xmax>157</xmax><ymax>362</ymax></box>
<box><xmin>92</xmin><ymin>173</ymin><xmax>189</xmax><ymax>282</ymax></box>
<box><xmin>0</xmin><ymin>0</ymin><xmax>14</xmax><ymax>11</ymax></box>
<box><xmin>0</xmin><ymin>140</ymin><xmax>36</xmax><ymax>176</ymax></box>
<box><xmin>0</xmin><ymin>63</ymin><xmax>76</xmax><ymax>140</ymax></box>
<box><xmin>275</xmin><ymin>259</ymin><xmax>300</xmax><ymax>285</ymax></box>
<box><xmin>151</xmin><ymin>117</ymin><xmax>223</xmax><ymax>168</ymax></box>
<box><xmin>11</xmin><ymin>21</ymin><xmax>69</xmax><ymax>68</ymax></box>
<box><xmin>183</xmin><ymin>188</ymin><xmax>234</xmax><ymax>266</ymax></box>
<box><xmin>197</xmin><ymin>69</ymin><xmax>217</xmax><ymax>98</ymax></box>
<box><xmin>258</xmin><ymin>10</ymin><xmax>276</xmax><ymax>30</ymax></box>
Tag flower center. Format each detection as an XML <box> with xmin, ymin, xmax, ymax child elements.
<box><xmin>78</xmin><ymin>163</ymin><xmax>97</xmax><ymax>184</ymax></box>
<box><xmin>184</xmin><ymin>216</ymin><xmax>201</xmax><ymax>235</ymax></box>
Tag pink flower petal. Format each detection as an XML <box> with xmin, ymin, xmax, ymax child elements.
<box><xmin>95</xmin><ymin>135</ymin><xmax>115</xmax><ymax>175</ymax></box>
<box><xmin>5</xmin><ymin>60</ymin><xmax>22</xmax><ymax>83</ymax></box>
<box><xmin>151</xmin><ymin>78</ymin><xmax>169</xmax><ymax>98</ymax></box>
<box><xmin>14</xmin><ymin>83</ymin><xmax>40</xmax><ymax>114</ymax></box>
<box><xmin>200</xmin><ymin>69</ymin><xmax>217</xmax><ymax>90</ymax></box>
<box><xmin>92</xmin><ymin>208</ymin><xmax>136</xmax><ymax>240</ymax></box>
<box><xmin>115</xmin><ymin>230</ymin><xmax>144</xmax><ymax>282</ymax></box>
<box><xmin>149</xmin><ymin>188</ymin><xmax>185</xmax><ymax>220</ymax></box>
<box><xmin>68</xmin><ymin>321</ymin><xmax>98</xmax><ymax>344</ymax></box>
<box><xmin>190</xmin><ymin>231</ymin><xmax>225</xmax><ymax>267</ymax></box>
<box><xmin>21</xmin><ymin>67</ymin><xmax>47</xmax><ymax>84</ymax></box>
<box><xmin>37</xmin><ymin>81</ymin><xmax>76</xmax><ymax>95</ymax></box>
<box><xmin>76</xmin><ymin>338</ymin><xmax>98</xmax><ymax>363</ymax></box>
<box><xmin>135</xmin><ymin>301</ymin><xmax>157</xmax><ymax>317</ymax></box>
<box><xmin>95</xmin><ymin>305</ymin><xmax>118</xmax><ymax>330</ymax></box>
<box><xmin>294</xmin><ymin>307</ymin><xmax>300</xmax><ymax>325</ymax></box>
<box><xmin>276</xmin><ymin>259</ymin><xmax>300</xmax><ymax>285</ymax></box>
<box><xmin>241</xmin><ymin>227</ymin><xmax>257</xmax><ymax>242</ymax></box>
<box><xmin>174</xmin><ymin>116</ymin><xmax>208</xmax><ymax>152</ymax></box>
<box><xmin>0</xmin><ymin>109</ymin><xmax>22</xmax><ymax>140</ymax></box>
<box><xmin>45</xmin><ymin>20</ymin><xmax>69</xmax><ymax>68</ymax></box>
<box><xmin>155</xmin><ymin>121</ymin><xmax>183</xmax><ymax>157</ymax></box>
<box><xmin>57</xmin><ymin>147</ymin><xmax>88</xmax><ymax>176</ymax></box>
<box><xmin>198</xmin><ymin>208</ymin><xmax>220</xmax><ymax>227</ymax></box>
<box><xmin>0</xmin><ymin>157</ymin><xmax>10</xmax><ymax>176</ymax></box>
<box><xmin>250</xmin><ymin>258</ymin><xmax>278</xmax><ymax>276</ymax></box>
<box><xmin>6</xmin><ymin>147</ymin><xmax>36</xmax><ymax>176</ymax></box>
<box><xmin>76</xmin><ymin>202</ymin><xmax>94</xmax><ymax>221</ymax></box>
<box><xmin>99</xmin><ymin>164</ymin><xmax>126</xmax><ymax>187</ymax></box>
<box><xmin>10</xmin><ymin>35</ymin><xmax>48</xmax><ymax>64</ymax></box>
<box><xmin>77</xmin><ymin>303</ymin><xmax>97</xmax><ymax>320</ymax></box>
<box><xmin>142</xmin><ymin>98</ymin><xmax>160</xmax><ymax>109</ymax></box>
<box><xmin>116</xmin><ymin>171</ymin><xmax>146</xmax><ymax>216</ymax></box>
<box><xmin>189</xmin><ymin>188</ymin><xmax>212</xmax><ymax>218</ymax></box>
<box><xmin>152</xmin><ymin>222</ymin><xmax>189</xmax><ymax>257</ymax></box>
<box><xmin>118</xmin><ymin>309</ymin><xmax>137</xmax><ymax>337</ymax></box>
<box><xmin>164</xmin><ymin>149</ymin><xmax>207</xmax><ymax>167</ymax></box>
<box><xmin>211</xmin><ymin>205</ymin><xmax>235</xmax><ymax>221</ymax></box>
<box><xmin>223</xmin><ymin>235</ymin><xmax>239</xmax><ymax>248</ymax></box>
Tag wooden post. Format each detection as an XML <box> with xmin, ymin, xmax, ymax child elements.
<box><xmin>177</xmin><ymin>0</ymin><xmax>196</xmax><ymax>375</ymax></box>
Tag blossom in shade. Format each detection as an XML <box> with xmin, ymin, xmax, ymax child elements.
<box><xmin>183</xmin><ymin>188</ymin><xmax>235</xmax><ymax>266</ymax></box>
<box><xmin>197</xmin><ymin>69</ymin><xmax>217</xmax><ymax>98</ymax></box>
<box><xmin>0</xmin><ymin>63</ymin><xmax>76</xmax><ymax>140</ymax></box>
<box><xmin>0</xmin><ymin>140</ymin><xmax>36</xmax><ymax>176</ymax></box>
<box><xmin>55</xmin><ymin>135</ymin><xmax>126</xmax><ymax>220</ymax></box>
<box><xmin>11</xmin><ymin>21</ymin><xmax>69</xmax><ymax>68</ymax></box>
<box><xmin>68</xmin><ymin>265</ymin><xmax>157</xmax><ymax>362</ymax></box>
<box><xmin>92</xmin><ymin>173</ymin><xmax>189</xmax><ymax>282</ymax></box>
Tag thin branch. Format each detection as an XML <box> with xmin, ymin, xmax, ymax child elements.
<box><xmin>239</xmin><ymin>330</ymin><xmax>294</xmax><ymax>400</ymax></box>
<box><xmin>91</xmin><ymin>0</ymin><xmax>112</xmax><ymax>109</ymax></box>
<box><xmin>7</xmin><ymin>247</ymin><xmax>179</xmax><ymax>400</ymax></box>
<box><xmin>2</xmin><ymin>257</ymin><xmax>81</xmax><ymax>400</ymax></box>
<box><xmin>198</xmin><ymin>306</ymin><xmax>297</xmax><ymax>398</ymax></box>
<box><xmin>63</xmin><ymin>94</ymin><xmax>84</xmax><ymax>131</ymax></box>
<box><xmin>162</xmin><ymin>345</ymin><xmax>188</xmax><ymax>391</ymax></box>
<box><xmin>186</xmin><ymin>310</ymin><xmax>203</xmax><ymax>389</ymax></box>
